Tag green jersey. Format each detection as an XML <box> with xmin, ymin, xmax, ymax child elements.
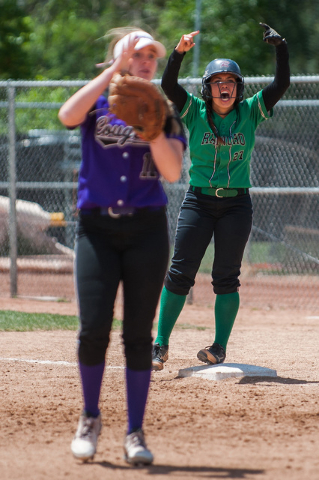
<box><xmin>180</xmin><ymin>90</ymin><xmax>273</xmax><ymax>188</ymax></box>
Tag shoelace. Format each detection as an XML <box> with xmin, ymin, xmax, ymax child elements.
<box><xmin>154</xmin><ymin>345</ymin><xmax>166</xmax><ymax>357</ymax></box>
<box><xmin>129</xmin><ymin>431</ymin><xmax>146</xmax><ymax>448</ymax></box>
<box><xmin>80</xmin><ymin>419</ymin><xmax>95</xmax><ymax>439</ymax></box>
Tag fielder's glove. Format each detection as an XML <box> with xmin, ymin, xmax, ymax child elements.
<box><xmin>260</xmin><ymin>23</ymin><xmax>287</xmax><ymax>46</ymax></box>
<box><xmin>108</xmin><ymin>73</ymin><xmax>167</xmax><ymax>142</ymax></box>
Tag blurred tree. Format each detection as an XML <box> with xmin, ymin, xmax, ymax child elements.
<box><xmin>258</xmin><ymin>0</ymin><xmax>319</xmax><ymax>75</ymax></box>
<box><xmin>158</xmin><ymin>0</ymin><xmax>319</xmax><ymax>77</ymax></box>
<box><xmin>0</xmin><ymin>0</ymin><xmax>32</xmax><ymax>79</ymax></box>
<box><xmin>2</xmin><ymin>0</ymin><xmax>319</xmax><ymax>79</ymax></box>
<box><xmin>23</xmin><ymin>0</ymin><xmax>168</xmax><ymax>79</ymax></box>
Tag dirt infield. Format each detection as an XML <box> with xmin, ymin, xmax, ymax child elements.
<box><xmin>1</xmin><ymin>295</ymin><xmax>319</xmax><ymax>480</ymax></box>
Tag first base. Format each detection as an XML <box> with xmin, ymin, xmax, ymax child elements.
<box><xmin>178</xmin><ymin>363</ymin><xmax>277</xmax><ymax>380</ymax></box>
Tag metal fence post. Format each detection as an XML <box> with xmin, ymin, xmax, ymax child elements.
<box><xmin>7</xmin><ymin>84</ymin><xmax>18</xmax><ymax>296</ymax></box>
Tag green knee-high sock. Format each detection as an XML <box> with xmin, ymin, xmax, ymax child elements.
<box><xmin>214</xmin><ymin>292</ymin><xmax>240</xmax><ymax>351</ymax></box>
<box><xmin>155</xmin><ymin>286</ymin><xmax>187</xmax><ymax>346</ymax></box>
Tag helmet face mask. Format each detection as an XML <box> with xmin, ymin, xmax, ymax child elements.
<box><xmin>201</xmin><ymin>59</ymin><xmax>244</xmax><ymax>103</ymax></box>
<box><xmin>209</xmin><ymin>80</ymin><xmax>237</xmax><ymax>100</ymax></box>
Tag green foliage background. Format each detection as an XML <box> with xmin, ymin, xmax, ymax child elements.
<box><xmin>1</xmin><ymin>0</ymin><xmax>319</xmax><ymax>80</ymax></box>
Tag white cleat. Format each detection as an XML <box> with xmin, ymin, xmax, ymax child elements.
<box><xmin>71</xmin><ymin>413</ymin><xmax>102</xmax><ymax>461</ymax></box>
<box><xmin>124</xmin><ymin>429</ymin><xmax>154</xmax><ymax>466</ymax></box>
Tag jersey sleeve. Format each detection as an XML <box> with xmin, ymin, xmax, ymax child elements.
<box><xmin>179</xmin><ymin>91</ymin><xmax>199</xmax><ymax>129</ymax></box>
<box><xmin>246</xmin><ymin>90</ymin><xmax>273</xmax><ymax>128</ymax></box>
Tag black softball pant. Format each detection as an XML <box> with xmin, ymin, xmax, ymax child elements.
<box><xmin>75</xmin><ymin>208</ymin><xmax>169</xmax><ymax>370</ymax></box>
<box><xmin>165</xmin><ymin>188</ymin><xmax>253</xmax><ymax>295</ymax></box>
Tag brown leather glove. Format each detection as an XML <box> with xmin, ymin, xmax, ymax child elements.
<box><xmin>108</xmin><ymin>73</ymin><xmax>167</xmax><ymax>141</ymax></box>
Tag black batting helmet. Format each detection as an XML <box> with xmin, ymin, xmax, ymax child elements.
<box><xmin>201</xmin><ymin>58</ymin><xmax>244</xmax><ymax>102</ymax></box>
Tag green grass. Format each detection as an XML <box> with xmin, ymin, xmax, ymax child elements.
<box><xmin>244</xmin><ymin>241</ymin><xmax>287</xmax><ymax>265</ymax></box>
<box><xmin>199</xmin><ymin>244</ymin><xmax>214</xmax><ymax>274</ymax></box>
<box><xmin>189</xmin><ymin>241</ymin><xmax>292</xmax><ymax>274</ymax></box>
<box><xmin>173</xmin><ymin>323</ymin><xmax>209</xmax><ymax>331</ymax></box>
<box><xmin>0</xmin><ymin>311</ymin><xmax>122</xmax><ymax>332</ymax></box>
<box><xmin>171</xmin><ymin>243</ymin><xmax>215</xmax><ymax>275</ymax></box>
<box><xmin>0</xmin><ymin>311</ymin><xmax>208</xmax><ymax>332</ymax></box>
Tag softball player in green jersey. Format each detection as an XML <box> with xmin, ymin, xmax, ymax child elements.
<box><xmin>152</xmin><ymin>23</ymin><xmax>290</xmax><ymax>370</ymax></box>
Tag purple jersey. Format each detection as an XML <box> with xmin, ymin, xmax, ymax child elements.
<box><xmin>77</xmin><ymin>95</ymin><xmax>186</xmax><ymax>210</ymax></box>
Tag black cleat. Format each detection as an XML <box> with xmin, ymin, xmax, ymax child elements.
<box><xmin>152</xmin><ymin>343</ymin><xmax>169</xmax><ymax>371</ymax></box>
<box><xmin>197</xmin><ymin>343</ymin><xmax>226</xmax><ymax>365</ymax></box>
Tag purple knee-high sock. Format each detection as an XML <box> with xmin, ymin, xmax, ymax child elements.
<box><xmin>79</xmin><ymin>361</ymin><xmax>105</xmax><ymax>418</ymax></box>
<box><xmin>125</xmin><ymin>367</ymin><xmax>151</xmax><ymax>434</ymax></box>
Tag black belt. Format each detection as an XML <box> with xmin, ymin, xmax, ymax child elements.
<box><xmin>80</xmin><ymin>206</ymin><xmax>164</xmax><ymax>218</ymax></box>
<box><xmin>190</xmin><ymin>186</ymin><xmax>249</xmax><ymax>198</ymax></box>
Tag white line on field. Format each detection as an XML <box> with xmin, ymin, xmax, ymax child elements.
<box><xmin>0</xmin><ymin>357</ymin><xmax>124</xmax><ymax>368</ymax></box>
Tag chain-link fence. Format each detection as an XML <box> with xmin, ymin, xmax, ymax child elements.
<box><xmin>0</xmin><ymin>78</ymin><xmax>318</xmax><ymax>309</ymax></box>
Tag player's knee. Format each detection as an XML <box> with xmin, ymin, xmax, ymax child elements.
<box><xmin>78</xmin><ymin>332</ymin><xmax>109</xmax><ymax>365</ymax></box>
<box><xmin>212</xmin><ymin>279</ymin><xmax>240</xmax><ymax>295</ymax></box>
<box><xmin>124</xmin><ymin>339</ymin><xmax>152</xmax><ymax>370</ymax></box>
<box><xmin>164</xmin><ymin>271</ymin><xmax>194</xmax><ymax>296</ymax></box>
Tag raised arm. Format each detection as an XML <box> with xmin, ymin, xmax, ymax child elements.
<box><xmin>260</xmin><ymin>23</ymin><xmax>290</xmax><ymax>111</ymax></box>
<box><xmin>161</xmin><ymin>31</ymin><xmax>199</xmax><ymax>112</ymax></box>
<box><xmin>58</xmin><ymin>36</ymin><xmax>139</xmax><ymax>127</ymax></box>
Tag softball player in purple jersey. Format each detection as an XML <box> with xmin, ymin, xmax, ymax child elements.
<box><xmin>58</xmin><ymin>27</ymin><xmax>186</xmax><ymax>465</ymax></box>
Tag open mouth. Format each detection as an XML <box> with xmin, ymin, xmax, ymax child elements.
<box><xmin>221</xmin><ymin>92</ymin><xmax>230</xmax><ymax>100</ymax></box>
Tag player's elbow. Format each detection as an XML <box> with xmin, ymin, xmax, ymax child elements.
<box><xmin>164</xmin><ymin>170</ymin><xmax>181</xmax><ymax>183</ymax></box>
<box><xmin>58</xmin><ymin>108</ymin><xmax>70</xmax><ymax>127</ymax></box>
<box><xmin>162</xmin><ymin>157</ymin><xmax>183</xmax><ymax>183</ymax></box>
<box><xmin>58</xmin><ymin>107</ymin><xmax>83</xmax><ymax>128</ymax></box>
